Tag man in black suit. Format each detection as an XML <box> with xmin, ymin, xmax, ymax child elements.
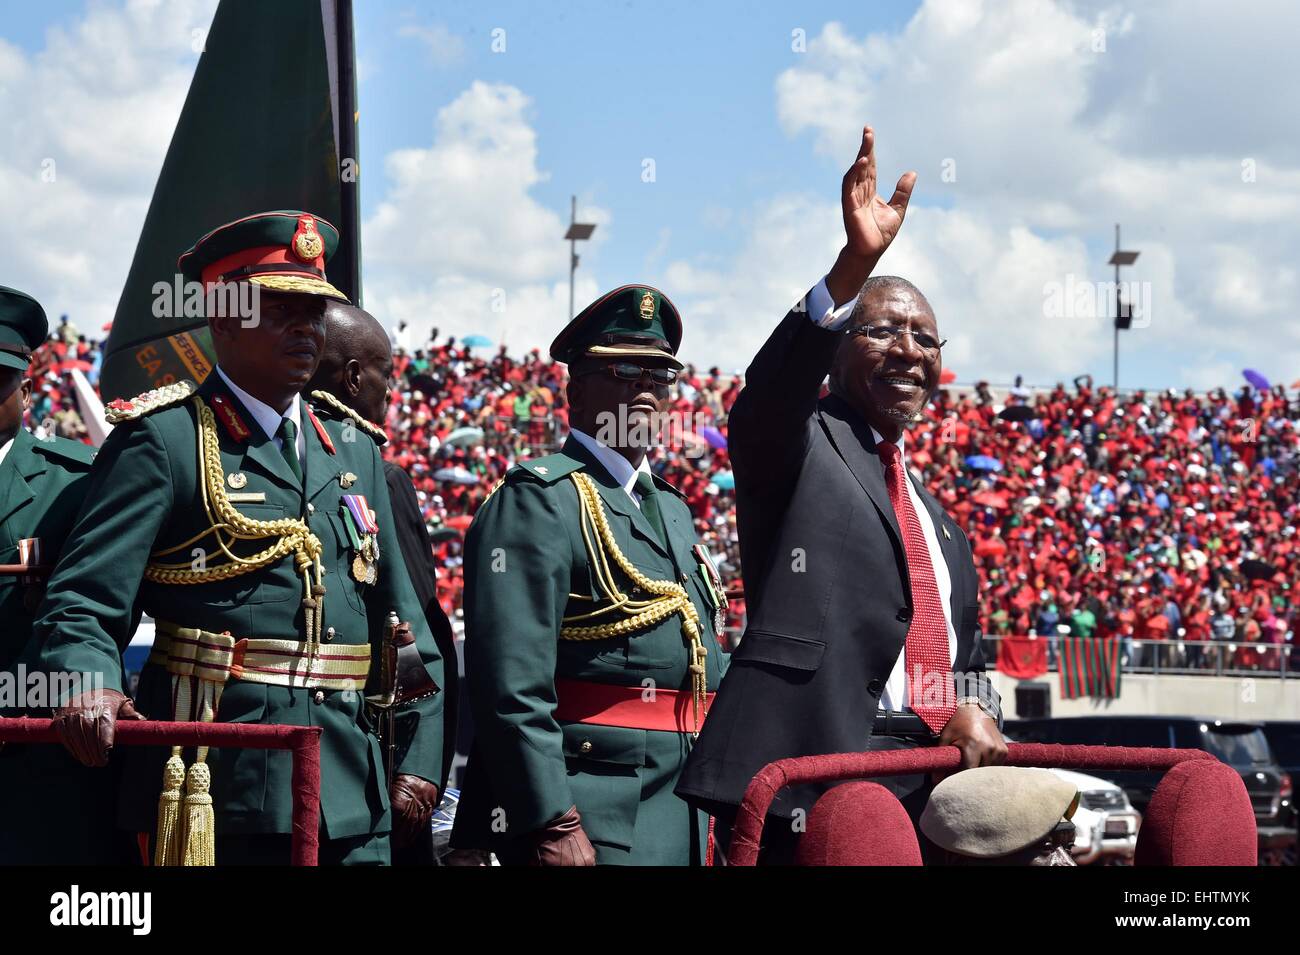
<box><xmin>677</xmin><ymin>126</ymin><xmax>1006</xmax><ymax>863</ymax></box>
<box><xmin>305</xmin><ymin>302</ymin><xmax>459</xmax><ymax>864</ymax></box>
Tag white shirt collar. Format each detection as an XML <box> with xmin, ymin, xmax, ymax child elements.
<box><xmin>0</xmin><ymin>434</ymin><xmax>14</xmax><ymax>470</ymax></box>
<box><xmin>215</xmin><ymin>365</ymin><xmax>303</xmax><ymax>455</ymax></box>
<box><xmin>869</xmin><ymin>426</ymin><xmax>906</xmax><ymax>463</ymax></box>
<box><xmin>568</xmin><ymin>428</ymin><xmax>654</xmax><ymax>503</ymax></box>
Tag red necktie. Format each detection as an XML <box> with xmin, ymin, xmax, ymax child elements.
<box><xmin>877</xmin><ymin>439</ymin><xmax>955</xmax><ymax>734</ymax></box>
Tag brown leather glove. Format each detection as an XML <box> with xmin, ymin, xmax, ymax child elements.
<box><xmin>53</xmin><ymin>689</ymin><xmax>146</xmax><ymax>767</ymax></box>
<box><xmin>390</xmin><ymin>773</ymin><xmax>439</xmax><ymax>848</ymax></box>
<box><xmin>529</xmin><ymin>805</ymin><xmax>596</xmax><ymax>866</ymax></box>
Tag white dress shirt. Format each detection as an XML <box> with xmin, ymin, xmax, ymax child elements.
<box><xmin>805</xmin><ymin>276</ymin><xmax>858</xmax><ymax>331</ymax></box>
<box><xmin>806</xmin><ymin>277</ymin><xmax>957</xmax><ymax>711</ymax></box>
<box><xmin>0</xmin><ymin>435</ymin><xmax>13</xmax><ymax>471</ymax></box>
<box><xmin>568</xmin><ymin>428</ymin><xmax>654</xmax><ymax>507</ymax></box>
<box><xmin>215</xmin><ymin>366</ymin><xmax>305</xmax><ymax>460</ymax></box>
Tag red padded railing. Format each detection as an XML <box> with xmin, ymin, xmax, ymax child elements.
<box><xmin>730</xmin><ymin>742</ymin><xmax>1215</xmax><ymax>866</ymax></box>
<box><xmin>0</xmin><ymin>718</ymin><xmax>323</xmax><ymax>865</ymax></box>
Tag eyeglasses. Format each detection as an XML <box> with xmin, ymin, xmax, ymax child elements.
<box><xmin>849</xmin><ymin>324</ymin><xmax>947</xmax><ymax>353</ymax></box>
<box><xmin>575</xmin><ymin>362</ymin><xmax>679</xmax><ymax>386</ymax></box>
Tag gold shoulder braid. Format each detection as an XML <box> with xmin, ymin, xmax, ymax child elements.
<box><xmin>105</xmin><ymin>379</ymin><xmax>197</xmax><ymax>424</ymax></box>
<box><xmin>309</xmin><ymin>389</ymin><xmax>388</xmax><ymax>444</ymax></box>
<box><xmin>482</xmin><ymin>476</ymin><xmax>506</xmax><ymax>505</ymax></box>
<box><xmin>560</xmin><ymin>471</ymin><xmax>708</xmax><ymax>732</ymax></box>
<box><xmin>144</xmin><ymin>397</ymin><xmax>327</xmax><ymax>646</ymax></box>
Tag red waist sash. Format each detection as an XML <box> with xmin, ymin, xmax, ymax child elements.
<box><xmin>554</xmin><ymin>678</ymin><xmax>714</xmax><ymax>734</ymax></box>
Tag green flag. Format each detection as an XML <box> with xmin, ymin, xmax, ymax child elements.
<box><xmin>100</xmin><ymin>0</ymin><xmax>360</xmax><ymax>403</ymax></box>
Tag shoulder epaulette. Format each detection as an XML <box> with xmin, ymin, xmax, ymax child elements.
<box><xmin>30</xmin><ymin>434</ymin><xmax>97</xmax><ymax>467</ymax></box>
<box><xmin>104</xmin><ymin>380</ymin><xmax>197</xmax><ymax>424</ymax></box>
<box><xmin>514</xmin><ymin>454</ymin><xmax>584</xmax><ymax>484</ymax></box>
<box><xmin>309</xmin><ymin>389</ymin><xmax>388</xmax><ymax>445</ymax></box>
<box><xmin>652</xmin><ymin>472</ymin><xmax>687</xmax><ymax>500</ymax></box>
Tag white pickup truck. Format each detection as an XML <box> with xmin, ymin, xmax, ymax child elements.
<box><xmin>1048</xmin><ymin>768</ymin><xmax>1141</xmax><ymax>864</ymax></box>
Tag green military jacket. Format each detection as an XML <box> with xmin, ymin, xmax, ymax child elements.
<box><xmin>0</xmin><ymin>428</ymin><xmax>128</xmax><ymax>864</ymax></box>
<box><xmin>452</xmin><ymin>437</ymin><xmax>730</xmax><ymax>864</ymax></box>
<box><xmin>0</xmin><ymin>428</ymin><xmax>96</xmax><ymax>678</ymax></box>
<box><xmin>36</xmin><ymin>373</ymin><xmax>445</xmax><ymax>841</ymax></box>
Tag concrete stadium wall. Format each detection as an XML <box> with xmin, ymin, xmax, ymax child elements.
<box><xmin>991</xmin><ymin>671</ymin><xmax>1300</xmax><ymax>721</ymax></box>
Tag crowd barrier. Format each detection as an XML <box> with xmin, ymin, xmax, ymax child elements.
<box><xmin>0</xmin><ymin>718</ymin><xmax>323</xmax><ymax>865</ymax></box>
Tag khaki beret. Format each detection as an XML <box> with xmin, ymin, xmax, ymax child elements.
<box><xmin>920</xmin><ymin>767</ymin><xmax>1080</xmax><ymax>858</ymax></box>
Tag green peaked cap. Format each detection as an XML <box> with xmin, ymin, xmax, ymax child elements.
<box><xmin>550</xmin><ymin>284</ymin><xmax>684</xmax><ymax>370</ymax></box>
<box><xmin>0</xmin><ymin>286</ymin><xmax>49</xmax><ymax>373</ymax></box>
<box><xmin>177</xmin><ymin>210</ymin><xmax>347</xmax><ymax>301</ymax></box>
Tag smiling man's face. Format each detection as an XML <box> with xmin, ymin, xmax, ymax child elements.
<box><xmin>830</xmin><ymin>283</ymin><xmax>941</xmax><ymax>440</ymax></box>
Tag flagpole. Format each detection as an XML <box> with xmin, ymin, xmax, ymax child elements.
<box><xmin>336</xmin><ymin>0</ymin><xmax>362</xmax><ymax>306</ymax></box>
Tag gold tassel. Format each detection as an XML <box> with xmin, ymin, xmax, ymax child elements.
<box><xmin>154</xmin><ymin>751</ymin><xmax>186</xmax><ymax>866</ymax></box>
<box><xmin>180</xmin><ymin>761</ymin><xmax>216</xmax><ymax>866</ymax></box>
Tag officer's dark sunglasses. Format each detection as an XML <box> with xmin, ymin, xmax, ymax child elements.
<box><xmin>573</xmin><ymin>361</ymin><xmax>679</xmax><ymax>386</ymax></box>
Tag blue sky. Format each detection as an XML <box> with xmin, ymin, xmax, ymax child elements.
<box><xmin>3</xmin><ymin>0</ymin><xmax>1299</xmax><ymax>391</ymax></box>
<box><xmin>355</xmin><ymin>0</ymin><xmax>917</xmax><ymax>278</ymax></box>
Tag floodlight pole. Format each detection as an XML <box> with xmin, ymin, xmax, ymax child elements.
<box><xmin>565</xmin><ymin>197</ymin><xmax>597</xmax><ymax>321</ymax></box>
<box><xmin>1114</xmin><ymin>224</ymin><xmax>1120</xmax><ymax>390</ymax></box>
<box><xmin>1108</xmin><ymin>224</ymin><xmax>1140</xmax><ymax>391</ymax></box>
<box><xmin>570</xmin><ymin>196</ymin><xmax>577</xmax><ymax>322</ymax></box>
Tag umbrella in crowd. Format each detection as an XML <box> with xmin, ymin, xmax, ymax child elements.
<box><xmin>462</xmin><ymin>335</ymin><xmax>493</xmax><ymax>348</ymax></box>
<box><xmin>700</xmin><ymin>426</ymin><xmax>727</xmax><ymax>450</ymax></box>
<box><xmin>711</xmin><ymin>470</ymin><xmax>736</xmax><ymax>490</ymax></box>
<box><xmin>429</xmin><ymin>526</ymin><xmax>461</xmax><ymax>543</ymax></box>
<box><xmin>939</xmin><ymin>368</ymin><xmax>957</xmax><ymax>385</ymax></box>
<box><xmin>1243</xmin><ymin>369</ymin><xmax>1270</xmax><ymax>391</ymax></box>
<box><xmin>998</xmin><ymin>405</ymin><xmax>1037</xmax><ymax>423</ymax></box>
<box><xmin>433</xmin><ymin>466</ymin><xmax>479</xmax><ymax>485</ymax></box>
<box><xmin>444</xmin><ymin>426</ymin><xmax>485</xmax><ymax>448</ymax></box>
<box><xmin>1240</xmin><ymin>558</ymin><xmax>1278</xmax><ymax>581</ymax></box>
<box><xmin>965</xmin><ymin>455</ymin><xmax>1003</xmax><ymax>472</ymax></box>
<box><xmin>973</xmin><ymin>490</ymin><xmax>1010</xmax><ymax>510</ymax></box>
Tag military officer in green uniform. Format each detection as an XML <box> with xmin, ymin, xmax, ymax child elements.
<box><xmin>451</xmin><ymin>286</ymin><xmax>730</xmax><ymax>865</ymax></box>
<box><xmin>0</xmin><ymin>287</ymin><xmax>132</xmax><ymax>864</ymax></box>
<box><xmin>37</xmin><ymin>211</ymin><xmax>444</xmax><ymax>865</ymax></box>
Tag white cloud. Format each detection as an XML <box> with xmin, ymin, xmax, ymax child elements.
<box><xmin>0</xmin><ymin>0</ymin><xmax>217</xmax><ymax>330</ymax></box>
<box><xmin>664</xmin><ymin>0</ymin><xmax>1300</xmax><ymax>387</ymax></box>
<box><xmin>363</xmin><ymin>81</ymin><xmax>610</xmax><ymax>352</ymax></box>
<box><xmin>665</xmin><ymin>196</ymin><xmax>1109</xmax><ymax>381</ymax></box>
<box><xmin>397</xmin><ymin>21</ymin><xmax>466</xmax><ymax>68</ymax></box>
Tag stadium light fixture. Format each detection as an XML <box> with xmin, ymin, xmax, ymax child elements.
<box><xmin>566</xmin><ymin>196</ymin><xmax>597</xmax><ymax>321</ymax></box>
<box><xmin>1108</xmin><ymin>224</ymin><xmax>1140</xmax><ymax>389</ymax></box>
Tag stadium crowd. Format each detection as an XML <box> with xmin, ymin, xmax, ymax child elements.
<box><xmin>27</xmin><ymin>323</ymin><xmax>1300</xmax><ymax>671</ymax></box>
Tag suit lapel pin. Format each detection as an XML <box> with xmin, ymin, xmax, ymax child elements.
<box><xmin>227</xmin><ymin>472</ymin><xmax>248</xmax><ymax>489</ymax></box>
<box><xmin>339</xmin><ymin>472</ymin><xmax>357</xmax><ymax>489</ymax></box>
<box><xmin>942</xmin><ymin>525</ymin><xmax>952</xmax><ymax>540</ymax></box>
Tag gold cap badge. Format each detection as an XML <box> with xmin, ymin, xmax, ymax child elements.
<box><xmin>292</xmin><ymin>215</ymin><xmax>324</xmax><ymax>262</ymax></box>
<box><xmin>638</xmin><ymin>291</ymin><xmax>655</xmax><ymax>322</ymax></box>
